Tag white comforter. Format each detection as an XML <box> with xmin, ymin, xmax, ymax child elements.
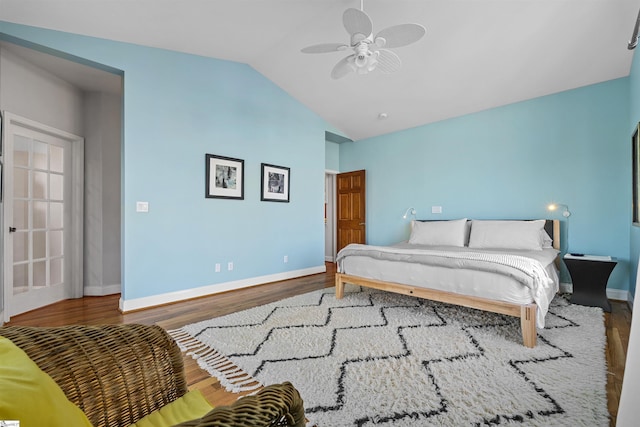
<box><xmin>336</xmin><ymin>243</ymin><xmax>559</xmax><ymax>328</ymax></box>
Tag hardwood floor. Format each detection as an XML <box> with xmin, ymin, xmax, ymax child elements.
<box><xmin>5</xmin><ymin>263</ymin><xmax>336</xmax><ymax>406</ymax></box>
<box><xmin>4</xmin><ymin>262</ymin><xmax>631</xmax><ymax>425</ymax></box>
<box><xmin>605</xmin><ymin>299</ymin><xmax>632</xmax><ymax>426</ymax></box>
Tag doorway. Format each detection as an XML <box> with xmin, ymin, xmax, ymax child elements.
<box><xmin>325</xmin><ymin>169</ymin><xmax>367</xmax><ymax>260</ymax></box>
<box><xmin>2</xmin><ymin>113</ymin><xmax>84</xmax><ymax>320</ymax></box>
<box><xmin>325</xmin><ymin>172</ymin><xmax>337</xmax><ymax>261</ymax></box>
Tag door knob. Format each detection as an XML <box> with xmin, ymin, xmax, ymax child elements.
<box><xmin>9</xmin><ymin>227</ymin><xmax>16</xmax><ymax>233</ymax></box>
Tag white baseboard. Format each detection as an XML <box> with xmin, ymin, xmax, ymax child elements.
<box><xmin>84</xmin><ymin>283</ymin><xmax>121</xmax><ymax>296</ymax></box>
<box><xmin>119</xmin><ymin>265</ymin><xmax>327</xmax><ymax>313</ymax></box>
<box><xmin>607</xmin><ymin>288</ymin><xmax>629</xmax><ymax>302</ymax></box>
<box><xmin>559</xmin><ymin>281</ymin><xmax>629</xmax><ymax>302</ymax></box>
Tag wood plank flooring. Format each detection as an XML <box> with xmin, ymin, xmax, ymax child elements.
<box><xmin>4</xmin><ymin>262</ymin><xmax>630</xmax><ymax>425</ymax></box>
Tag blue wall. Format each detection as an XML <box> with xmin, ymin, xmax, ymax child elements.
<box><xmin>340</xmin><ymin>79</ymin><xmax>631</xmax><ymax>291</ymax></box>
<box><xmin>325</xmin><ymin>141</ymin><xmax>340</xmax><ymax>171</ymax></box>
<box><xmin>629</xmin><ymin>45</ymin><xmax>640</xmax><ymax>301</ymax></box>
<box><xmin>0</xmin><ymin>22</ymin><xmax>330</xmax><ymax>301</ymax></box>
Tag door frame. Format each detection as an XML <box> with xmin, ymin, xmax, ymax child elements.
<box><xmin>325</xmin><ymin>170</ymin><xmax>338</xmax><ymax>262</ymax></box>
<box><xmin>1</xmin><ymin>112</ymin><xmax>84</xmax><ymax>322</ymax></box>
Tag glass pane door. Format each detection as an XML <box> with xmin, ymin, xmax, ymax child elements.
<box><xmin>12</xmin><ymin>133</ymin><xmax>66</xmax><ymax>296</ymax></box>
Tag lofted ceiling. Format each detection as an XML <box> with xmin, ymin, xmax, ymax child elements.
<box><xmin>1</xmin><ymin>0</ymin><xmax>639</xmax><ymax>141</ymax></box>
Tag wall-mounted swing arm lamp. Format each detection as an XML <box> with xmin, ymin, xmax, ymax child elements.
<box><xmin>547</xmin><ymin>203</ymin><xmax>571</xmax><ymax>217</ymax></box>
<box><xmin>402</xmin><ymin>207</ymin><xmax>417</xmax><ymax>219</ymax></box>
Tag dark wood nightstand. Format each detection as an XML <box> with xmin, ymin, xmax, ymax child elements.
<box><xmin>563</xmin><ymin>254</ymin><xmax>617</xmax><ymax>312</ymax></box>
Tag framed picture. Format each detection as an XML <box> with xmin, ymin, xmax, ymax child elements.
<box><xmin>261</xmin><ymin>163</ymin><xmax>290</xmax><ymax>202</ymax></box>
<box><xmin>633</xmin><ymin>124</ymin><xmax>640</xmax><ymax>224</ymax></box>
<box><xmin>205</xmin><ymin>154</ymin><xmax>244</xmax><ymax>200</ymax></box>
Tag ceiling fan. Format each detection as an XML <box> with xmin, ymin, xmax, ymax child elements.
<box><xmin>301</xmin><ymin>1</ymin><xmax>426</xmax><ymax>79</ymax></box>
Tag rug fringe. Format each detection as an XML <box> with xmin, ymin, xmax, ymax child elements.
<box><xmin>169</xmin><ymin>328</ymin><xmax>262</xmax><ymax>393</ymax></box>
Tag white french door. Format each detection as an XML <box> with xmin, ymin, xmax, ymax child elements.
<box><xmin>2</xmin><ymin>113</ymin><xmax>84</xmax><ymax>319</ymax></box>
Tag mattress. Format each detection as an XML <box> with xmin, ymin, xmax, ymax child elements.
<box><xmin>339</xmin><ymin>244</ymin><xmax>560</xmax><ymax>321</ymax></box>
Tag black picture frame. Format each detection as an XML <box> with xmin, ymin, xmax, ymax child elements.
<box><xmin>261</xmin><ymin>163</ymin><xmax>290</xmax><ymax>202</ymax></box>
<box><xmin>205</xmin><ymin>154</ymin><xmax>244</xmax><ymax>200</ymax></box>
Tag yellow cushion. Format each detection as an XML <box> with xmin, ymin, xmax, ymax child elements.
<box><xmin>0</xmin><ymin>336</ymin><xmax>93</xmax><ymax>427</ymax></box>
<box><xmin>129</xmin><ymin>389</ymin><xmax>214</xmax><ymax>427</ymax></box>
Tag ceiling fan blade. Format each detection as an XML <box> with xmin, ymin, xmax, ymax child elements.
<box><xmin>375</xmin><ymin>49</ymin><xmax>402</xmax><ymax>74</ymax></box>
<box><xmin>375</xmin><ymin>23</ymin><xmax>426</xmax><ymax>48</ymax></box>
<box><xmin>301</xmin><ymin>43</ymin><xmax>349</xmax><ymax>54</ymax></box>
<box><xmin>343</xmin><ymin>8</ymin><xmax>372</xmax><ymax>37</ymax></box>
<box><xmin>331</xmin><ymin>55</ymin><xmax>355</xmax><ymax>79</ymax></box>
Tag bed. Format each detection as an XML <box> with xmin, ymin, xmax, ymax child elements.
<box><xmin>335</xmin><ymin>219</ymin><xmax>561</xmax><ymax>348</ymax></box>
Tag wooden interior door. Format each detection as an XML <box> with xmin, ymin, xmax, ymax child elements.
<box><xmin>336</xmin><ymin>170</ymin><xmax>366</xmax><ymax>252</ymax></box>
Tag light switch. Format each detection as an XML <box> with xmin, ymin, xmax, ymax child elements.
<box><xmin>432</xmin><ymin>206</ymin><xmax>442</xmax><ymax>214</ymax></box>
<box><xmin>136</xmin><ymin>201</ymin><xmax>149</xmax><ymax>213</ymax></box>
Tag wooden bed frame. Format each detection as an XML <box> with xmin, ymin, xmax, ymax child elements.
<box><xmin>335</xmin><ymin>219</ymin><xmax>560</xmax><ymax>348</ymax></box>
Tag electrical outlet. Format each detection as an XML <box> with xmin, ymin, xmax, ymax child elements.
<box><xmin>284</xmin><ymin>255</ymin><xmax>288</xmax><ymax>263</ymax></box>
<box><xmin>215</xmin><ymin>263</ymin><xmax>221</xmax><ymax>273</ymax></box>
<box><xmin>228</xmin><ymin>262</ymin><xmax>233</xmax><ymax>271</ymax></box>
<box><xmin>136</xmin><ymin>201</ymin><xmax>149</xmax><ymax>212</ymax></box>
<box><xmin>432</xmin><ymin>206</ymin><xmax>443</xmax><ymax>214</ymax></box>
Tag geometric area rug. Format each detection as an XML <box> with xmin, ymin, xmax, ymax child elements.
<box><xmin>169</xmin><ymin>284</ymin><xmax>609</xmax><ymax>426</ymax></box>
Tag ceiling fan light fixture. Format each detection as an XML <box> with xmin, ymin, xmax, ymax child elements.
<box><xmin>350</xmin><ymin>50</ymin><xmax>378</xmax><ymax>74</ymax></box>
<box><xmin>301</xmin><ymin>5</ymin><xmax>426</xmax><ymax>79</ymax></box>
<box><xmin>354</xmin><ymin>53</ymin><xmax>368</xmax><ymax>68</ymax></box>
<box><xmin>374</xmin><ymin>37</ymin><xmax>386</xmax><ymax>48</ymax></box>
<box><xmin>352</xmin><ymin>33</ymin><xmax>368</xmax><ymax>44</ymax></box>
<box><xmin>367</xmin><ymin>52</ymin><xmax>379</xmax><ymax>71</ymax></box>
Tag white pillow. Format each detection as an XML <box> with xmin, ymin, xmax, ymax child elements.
<box><xmin>409</xmin><ymin>218</ymin><xmax>468</xmax><ymax>247</ymax></box>
<box><xmin>468</xmin><ymin>220</ymin><xmax>545</xmax><ymax>250</ymax></box>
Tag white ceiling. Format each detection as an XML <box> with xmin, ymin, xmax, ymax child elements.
<box><xmin>1</xmin><ymin>0</ymin><xmax>639</xmax><ymax>141</ymax></box>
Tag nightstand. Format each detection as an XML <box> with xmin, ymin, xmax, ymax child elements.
<box><xmin>563</xmin><ymin>254</ymin><xmax>617</xmax><ymax>312</ymax></box>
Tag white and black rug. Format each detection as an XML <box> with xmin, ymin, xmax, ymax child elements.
<box><xmin>170</xmin><ymin>285</ymin><xmax>609</xmax><ymax>426</ymax></box>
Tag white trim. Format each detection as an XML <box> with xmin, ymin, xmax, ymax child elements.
<box><xmin>608</xmin><ymin>288</ymin><xmax>629</xmax><ymax>302</ymax></box>
<box><xmin>84</xmin><ymin>283</ymin><xmax>121</xmax><ymax>296</ymax></box>
<box><xmin>119</xmin><ymin>265</ymin><xmax>327</xmax><ymax>312</ymax></box>
<box><xmin>324</xmin><ymin>170</ymin><xmax>338</xmax><ymax>262</ymax></box>
<box><xmin>71</xmin><ymin>135</ymin><xmax>84</xmax><ymax>298</ymax></box>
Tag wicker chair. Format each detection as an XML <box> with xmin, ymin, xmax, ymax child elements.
<box><xmin>0</xmin><ymin>324</ymin><xmax>306</xmax><ymax>427</ymax></box>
